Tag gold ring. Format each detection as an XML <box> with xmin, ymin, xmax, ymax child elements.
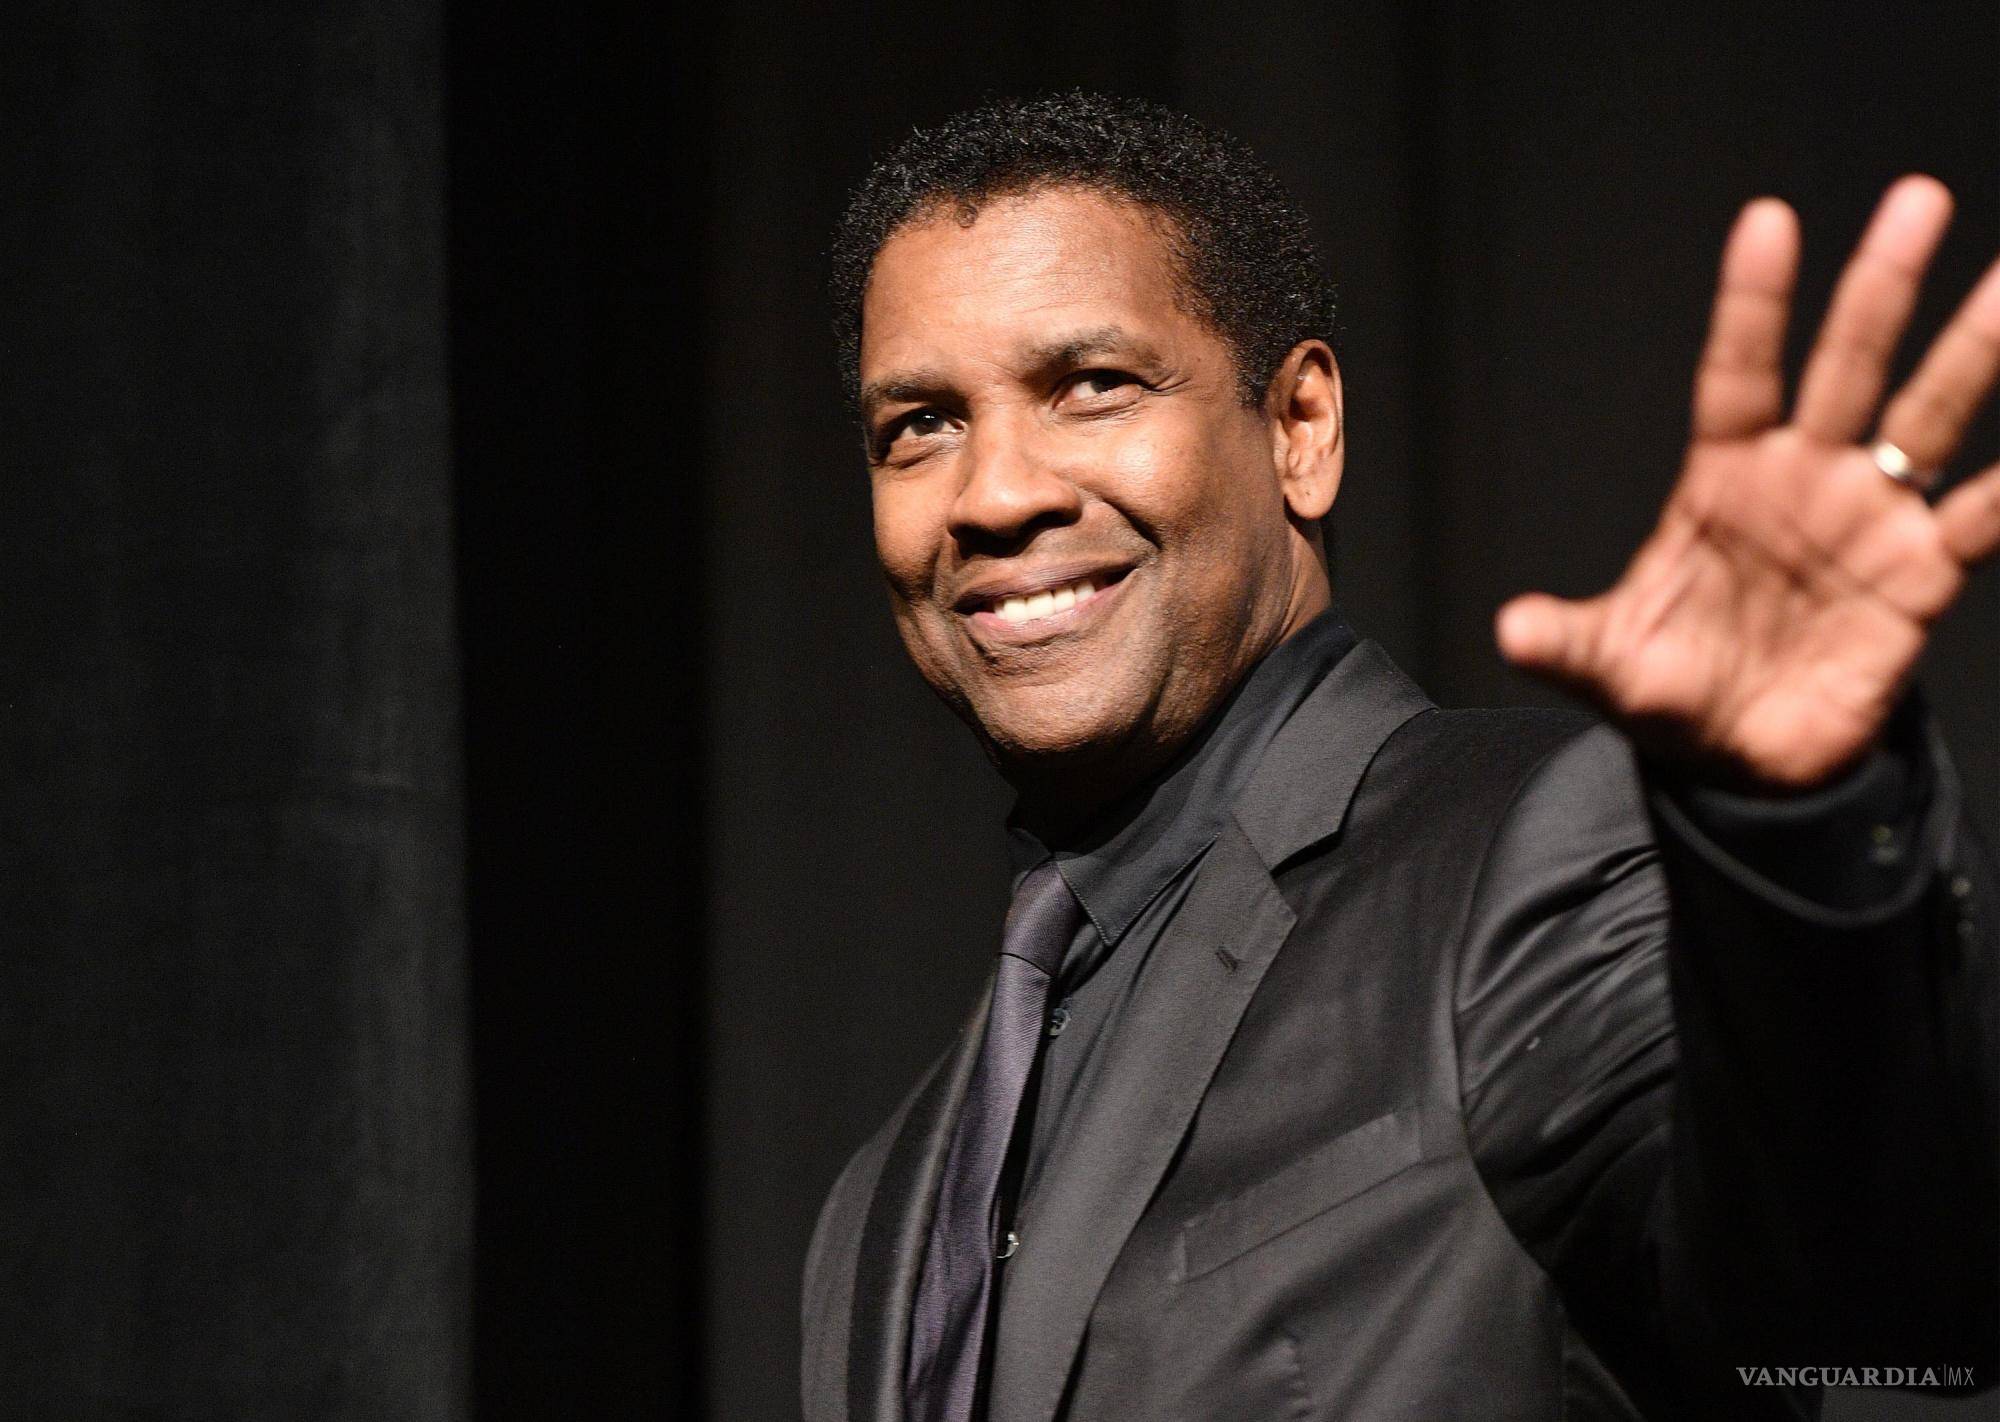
<box><xmin>1869</xmin><ymin>440</ymin><xmax>1939</xmax><ymax>494</ymax></box>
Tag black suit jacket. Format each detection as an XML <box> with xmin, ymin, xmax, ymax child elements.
<box><xmin>802</xmin><ymin>638</ymin><xmax>1998</xmax><ymax>1421</ymax></box>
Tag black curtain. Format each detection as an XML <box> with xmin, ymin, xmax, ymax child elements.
<box><xmin>448</xmin><ymin>2</ymin><xmax>709</xmax><ymax>1416</ymax></box>
<box><xmin>2</xmin><ymin>3</ymin><xmax>1994</xmax><ymax>1420</ymax></box>
<box><xmin>2</xmin><ymin>3</ymin><xmax>468</xmax><ymax>1416</ymax></box>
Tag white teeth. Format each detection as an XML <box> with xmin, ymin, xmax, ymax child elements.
<box><xmin>987</xmin><ymin>575</ymin><xmax>1106</xmax><ymax>626</ymax></box>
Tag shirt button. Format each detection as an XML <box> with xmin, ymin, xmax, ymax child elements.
<box><xmin>997</xmin><ymin>1230</ymin><xmax>1020</xmax><ymax>1260</ymax></box>
<box><xmin>1951</xmin><ymin>874</ymin><xmax>1974</xmax><ymax>900</ymax></box>
<box><xmin>1047</xmin><ymin>1005</ymin><xmax>1070</xmax><ymax>1037</ymax></box>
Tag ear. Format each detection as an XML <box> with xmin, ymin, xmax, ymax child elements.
<box><xmin>1265</xmin><ymin>341</ymin><xmax>1343</xmax><ymax>523</ymax></box>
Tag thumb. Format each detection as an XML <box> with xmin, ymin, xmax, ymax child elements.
<box><xmin>1495</xmin><ymin>592</ymin><xmax>1599</xmax><ymax>681</ymax></box>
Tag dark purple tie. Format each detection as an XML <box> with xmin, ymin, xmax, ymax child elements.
<box><xmin>906</xmin><ymin>860</ymin><xmax>1083</xmax><ymax>1422</ymax></box>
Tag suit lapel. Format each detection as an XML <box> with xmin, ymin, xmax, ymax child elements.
<box><xmin>1232</xmin><ymin>638</ymin><xmax>1434</xmax><ymax>871</ymax></box>
<box><xmin>846</xmin><ymin>970</ymin><xmax>993</xmax><ymax>1422</ymax></box>
<box><xmin>985</xmin><ymin>638</ymin><xmax>1434</xmax><ymax>1422</ymax></box>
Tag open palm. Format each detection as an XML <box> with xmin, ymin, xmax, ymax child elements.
<box><xmin>1498</xmin><ymin>178</ymin><xmax>2000</xmax><ymax>789</ymax></box>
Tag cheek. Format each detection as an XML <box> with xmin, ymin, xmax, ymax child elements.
<box><xmin>1106</xmin><ymin>420</ymin><xmax>1276</xmax><ymax>558</ymax></box>
<box><xmin>870</xmin><ymin>480</ymin><xmax>946</xmax><ymax>602</ymax></box>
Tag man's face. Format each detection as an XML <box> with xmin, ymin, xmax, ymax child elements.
<box><xmin>858</xmin><ymin>186</ymin><xmax>1330</xmax><ymax>793</ymax></box>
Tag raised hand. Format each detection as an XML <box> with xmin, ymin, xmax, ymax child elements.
<box><xmin>1496</xmin><ymin>177</ymin><xmax>2000</xmax><ymax>790</ymax></box>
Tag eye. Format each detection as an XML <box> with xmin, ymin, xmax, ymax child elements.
<box><xmin>874</xmin><ymin>407</ymin><xmax>954</xmax><ymax>460</ymax></box>
<box><xmin>1059</xmin><ymin>369</ymin><xmax>1144</xmax><ymax>406</ymax></box>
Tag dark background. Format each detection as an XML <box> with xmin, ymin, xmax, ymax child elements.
<box><xmin>2</xmin><ymin>2</ymin><xmax>1993</xmax><ymax>1419</ymax></box>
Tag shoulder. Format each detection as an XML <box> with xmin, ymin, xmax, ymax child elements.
<box><xmin>800</xmin><ymin>1071</ymin><xmax>926</xmax><ymax>1420</ymax></box>
<box><xmin>804</xmin><ymin>1057</ymin><xmax>934</xmax><ymax>1307</ymax></box>
<box><xmin>1394</xmin><ymin>701</ymin><xmax>1601</xmax><ymax>765</ymax></box>
<box><xmin>1375</xmin><ymin>709</ymin><xmax>1661</xmax><ymax>928</ymax></box>
<box><xmin>1358</xmin><ymin>702</ymin><xmax>1614</xmax><ymax>835</ymax></box>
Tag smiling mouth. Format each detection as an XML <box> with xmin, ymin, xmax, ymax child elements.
<box><xmin>958</xmin><ymin>565</ymin><xmax>1135</xmax><ymax>644</ymax></box>
<box><xmin>987</xmin><ymin>573</ymin><xmax>1112</xmax><ymax>625</ymax></box>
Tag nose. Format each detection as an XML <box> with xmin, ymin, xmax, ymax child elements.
<box><xmin>946</xmin><ymin>418</ymin><xmax>1082</xmax><ymax>549</ymax></box>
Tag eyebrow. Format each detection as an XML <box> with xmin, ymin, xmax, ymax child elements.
<box><xmin>858</xmin><ymin>372</ymin><xmax>952</xmax><ymax>422</ymax></box>
<box><xmin>858</xmin><ymin>324</ymin><xmax>1162</xmax><ymax>422</ymax></box>
<box><xmin>1022</xmin><ymin>324</ymin><xmax>1155</xmax><ymax>372</ymax></box>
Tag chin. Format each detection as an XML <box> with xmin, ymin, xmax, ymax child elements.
<box><xmin>964</xmin><ymin>679</ymin><xmax>1150</xmax><ymax>771</ymax></box>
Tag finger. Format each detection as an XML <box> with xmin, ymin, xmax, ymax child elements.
<box><xmin>1693</xmin><ymin>198</ymin><xmax>1800</xmax><ymax>440</ymax></box>
<box><xmin>1877</xmin><ymin>254</ymin><xmax>2000</xmax><ymax>471</ymax></box>
<box><xmin>1936</xmin><ymin>458</ymin><xmax>2000</xmax><ymax>565</ymax></box>
<box><xmin>1495</xmin><ymin>592</ymin><xmax>1602</xmax><ymax>686</ymax></box>
<box><xmin>1794</xmin><ymin>175</ymin><xmax>1954</xmax><ymax>445</ymax></box>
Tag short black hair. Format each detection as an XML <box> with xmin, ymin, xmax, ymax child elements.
<box><xmin>829</xmin><ymin>91</ymin><xmax>1337</xmax><ymax>408</ymax></box>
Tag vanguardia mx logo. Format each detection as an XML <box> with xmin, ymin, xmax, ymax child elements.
<box><xmin>1737</xmin><ymin>1366</ymin><xmax>1977</xmax><ymax>1388</ymax></box>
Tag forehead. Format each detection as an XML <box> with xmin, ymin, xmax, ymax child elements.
<box><xmin>859</xmin><ymin>187</ymin><xmax>1205</xmax><ymax>380</ymax></box>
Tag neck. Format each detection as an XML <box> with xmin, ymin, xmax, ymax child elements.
<box><xmin>1003</xmin><ymin>735</ymin><xmax>1184</xmax><ymax>844</ymax></box>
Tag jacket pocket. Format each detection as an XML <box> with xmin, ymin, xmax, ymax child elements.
<box><xmin>1177</xmin><ymin>1105</ymin><xmax>1424</xmax><ymax>1281</ymax></box>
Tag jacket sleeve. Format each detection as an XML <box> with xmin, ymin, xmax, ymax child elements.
<box><xmin>1453</xmin><ymin>699</ymin><xmax>1998</xmax><ymax>1413</ymax></box>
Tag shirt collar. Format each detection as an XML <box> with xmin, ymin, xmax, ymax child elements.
<box><xmin>1006</xmin><ymin>609</ymin><xmax>1359</xmax><ymax>950</ymax></box>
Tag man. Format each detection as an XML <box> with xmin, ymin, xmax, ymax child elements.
<box><xmin>802</xmin><ymin>93</ymin><xmax>2000</xmax><ymax>1421</ymax></box>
